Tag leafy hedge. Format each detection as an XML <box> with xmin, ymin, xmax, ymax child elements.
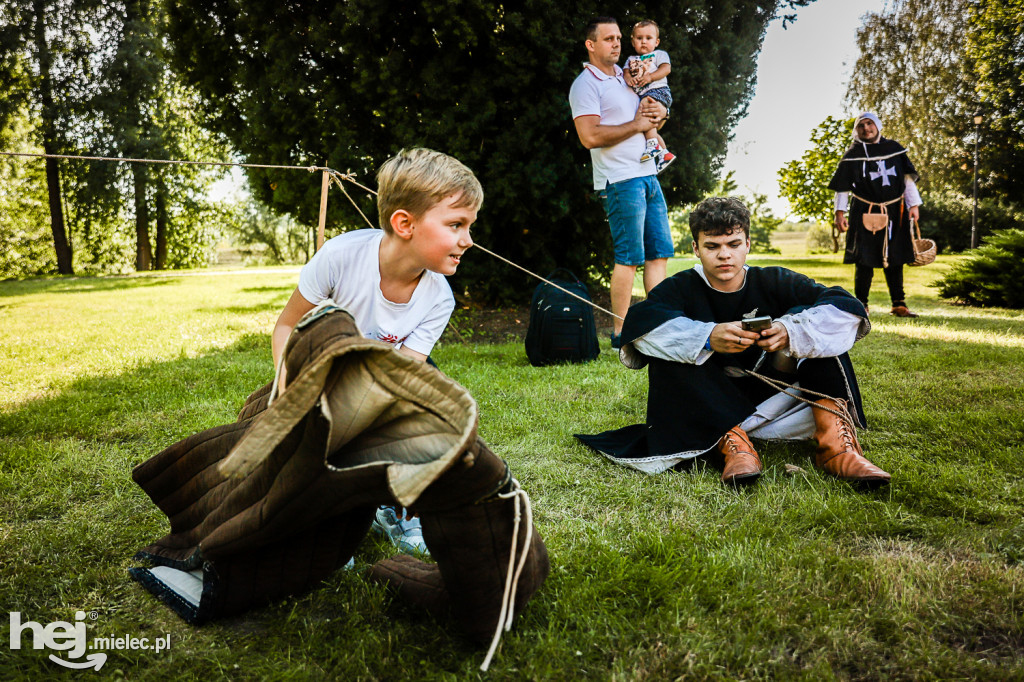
<box><xmin>922</xmin><ymin>191</ymin><xmax>1022</xmax><ymax>253</ymax></box>
<box><xmin>936</xmin><ymin>228</ymin><xmax>1024</xmax><ymax>308</ymax></box>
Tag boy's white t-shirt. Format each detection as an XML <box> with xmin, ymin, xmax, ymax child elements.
<box><xmin>626</xmin><ymin>50</ymin><xmax>671</xmax><ymax>95</ymax></box>
<box><xmin>297</xmin><ymin>229</ymin><xmax>455</xmax><ymax>356</ymax></box>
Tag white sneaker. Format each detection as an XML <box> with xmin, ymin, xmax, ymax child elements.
<box><xmin>372</xmin><ymin>506</ymin><xmax>429</xmax><ymax>556</ymax></box>
<box><xmin>639</xmin><ymin>140</ymin><xmax>660</xmax><ymax>163</ymax></box>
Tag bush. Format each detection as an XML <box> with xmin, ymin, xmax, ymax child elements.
<box><xmin>922</xmin><ymin>191</ymin><xmax>1023</xmax><ymax>253</ymax></box>
<box><xmin>806</xmin><ymin>222</ymin><xmax>845</xmax><ymax>254</ymax></box>
<box><xmin>936</xmin><ymin>228</ymin><xmax>1024</xmax><ymax>308</ymax></box>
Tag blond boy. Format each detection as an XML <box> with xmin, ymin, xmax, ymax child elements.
<box><xmin>271</xmin><ymin>148</ymin><xmax>481</xmax><ymax>555</ymax></box>
<box><xmin>272</xmin><ymin>147</ymin><xmax>481</xmax><ymax>377</ymax></box>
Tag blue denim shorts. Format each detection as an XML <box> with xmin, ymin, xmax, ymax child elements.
<box><xmin>639</xmin><ymin>86</ymin><xmax>672</xmax><ymax>112</ymax></box>
<box><xmin>598</xmin><ymin>175</ymin><xmax>674</xmax><ymax>266</ymax></box>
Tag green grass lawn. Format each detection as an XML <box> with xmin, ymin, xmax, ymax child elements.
<box><xmin>2</xmin><ymin>257</ymin><xmax>1023</xmax><ymax>680</ymax></box>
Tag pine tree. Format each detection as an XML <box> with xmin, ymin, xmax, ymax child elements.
<box><xmin>937</xmin><ymin>228</ymin><xmax>1024</xmax><ymax>308</ymax></box>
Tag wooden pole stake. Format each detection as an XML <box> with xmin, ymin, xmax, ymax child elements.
<box><xmin>316</xmin><ymin>169</ymin><xmax>329</xmax><ymax>251</ymax></box>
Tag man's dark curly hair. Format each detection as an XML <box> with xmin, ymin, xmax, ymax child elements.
<box><xmin>689</xmin><ymin>196</ymin><xmax>751</xmax><ymax>242</ymax></box>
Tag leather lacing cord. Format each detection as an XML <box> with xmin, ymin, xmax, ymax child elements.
<box><xmin>480</xmin><ymin>478</ymin><xmax>533</xmax><ymax>672</ymax></box>
<box><xmin>741</xmin><ymin>369</ymin><xmax>857</xmax><ymax>430</ymax></box>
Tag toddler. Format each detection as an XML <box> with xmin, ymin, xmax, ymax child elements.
<box><xmin>625</xmin><ymin>20</ymin><xmax>675</xmax><ymax>173</ymax></box>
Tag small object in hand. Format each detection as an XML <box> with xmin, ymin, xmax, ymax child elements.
<box><xmin>741</xmin><ymin>316</ymin><xmax>772</xmax><ymax>332</ymax></box>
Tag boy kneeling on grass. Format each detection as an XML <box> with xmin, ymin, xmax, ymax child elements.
<box><xmin>130</xmin><ymin>149</ymin><xmax>548</xmax><ymax>664</ymax></box>
<box><xmin>273</xmin><ymin>148</ymin><xmax>477</xmax><ymax>556</ymax></box>
<box><xmin>576</xmin><ymin>196</ymin><xmax>891</xmax><ymax>487</ymax></box>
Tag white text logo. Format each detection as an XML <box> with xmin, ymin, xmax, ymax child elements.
<box><xmin>9</xmin><ymin>611</ymin><xmax>172</xmax><ymax>671</ymax></box>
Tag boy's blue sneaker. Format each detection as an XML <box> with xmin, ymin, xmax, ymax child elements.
<box><xmin>372</xmin><ymin>506</ymin><xmax>429</xmax><ymax>556</ymax></box>
<box><xmin>610</xmin><ymin>333</ymin><xmax>622</xmax><ymax>349</ymax></box>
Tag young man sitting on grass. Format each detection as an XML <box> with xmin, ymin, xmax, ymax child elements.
<box><xmin>576</xmin><ymin>196</ymin><xmax>891</xmax><ymax>487</ymax></box>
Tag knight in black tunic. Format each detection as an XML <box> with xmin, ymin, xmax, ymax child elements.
<box><xmin>575</xmin><ymin>197</ymin><xmax>891</xmax><ymax>487</ymax></box>
<box><xmin>828</xmin><ymin>112</ymin><xmax>923</xmax><ymax>317</ymax></box>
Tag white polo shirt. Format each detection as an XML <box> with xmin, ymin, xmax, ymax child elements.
<box><xmin>569</xmin><ymin>62</ymin><xmax>656</xmax><ymax>190</ymax></box>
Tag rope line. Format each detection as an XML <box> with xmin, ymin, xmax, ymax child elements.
<box><xmin>850</xmin><ymin>193</ymin><xmax>903</xmax><ymax>208</ymax></box>
<box><xmin>838</xmin><ymin>148</ymin><xmax>908</xmax><ymax>163</ymax></box>
<box><xmin>472</xmin><ymin>244</ymin><xmax>623</xmax><ymax>321</ymax></box>
<box><xmin>7</xmin><ymin>147</ymin><xmax>622</xmax><ymax>322</ymax></box>
<box><xmin>480</xmin><ymin>479</ymin><xmax>533</xmax><ymax>672</ymax></box>
<box><xmin>0</xmin><ymin>149</ymin><xmax>329</xmax><ymax>173</ymax></box>
<box><xmin>328</xmin><ymin>171</ymin><xmax>377</xmax><ymax>232</ymax></box>
<box><xmin>323</xmin><ymin>166</ymin><xmax>626</xmax><ymax>322</ymax></box>
<box><xmin>741</xmin><ymin>368</ymin><xmax>856</xmax><ymax>428</ymax></box>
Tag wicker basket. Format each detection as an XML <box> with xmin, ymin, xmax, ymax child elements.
<box><xmin>910</xmin><ymin>219</ymin><xmax>936</xmax><ymax>267</ymax></box>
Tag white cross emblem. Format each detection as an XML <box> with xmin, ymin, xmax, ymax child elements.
<box><xmin>870</xmin><ymin>160</ymin><xmax>897</xmax><ymax>186</ymax></box>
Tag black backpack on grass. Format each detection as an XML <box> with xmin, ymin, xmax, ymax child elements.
<box><xmin>525</xmin><ymin>269</ymin><xmax>600</xmax><ymax>366</ymax></box>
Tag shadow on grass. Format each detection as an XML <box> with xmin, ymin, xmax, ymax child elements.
<box><xmin>0</xmin><ymin>334</ymin><xmax>272</xmax><ymax>451</ymax></box>
<box><xmin>198</xmin><ymin>300</ymin><xmax>288</xmax><ymax>316</ymax></box>
<box><xmin>0</xmin><ymin>334</ymin><xmax>511</xmax><ymax>678</ymax></box>
<box><xmin>0</xmin><ymin>275</ymin><xmax>179</xmax><ymax>298</ymax></box>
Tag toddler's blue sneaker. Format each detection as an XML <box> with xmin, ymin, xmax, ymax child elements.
<box><xmin>372</xmin><ymin>506</ymin><xmax>429</xmax><ymax>556</ymax></box>
<box><xmin>610</xmin><ymin>333</ymin><xmax>623</xmax><ymax>349</ymax></box>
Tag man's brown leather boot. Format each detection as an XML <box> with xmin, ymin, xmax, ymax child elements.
<box><xmin>717</xmin><ymin>426</ymin><xmax>762</xmax><ymax>485</ymax></box>
<box><xmin>812</xmin><ymin>398</ymin><xmax>891</xmax><ymax>485</ymax></box>
<box><xmin>890</xmin><ymin>305</ymin><xmax>919</xmax><ymax>318</ymax></box>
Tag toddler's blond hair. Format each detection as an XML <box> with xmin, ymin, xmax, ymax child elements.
<box><xmin>376</xmin><ymin>148</ymin><xmax>483</xmax><ymax>232</ymax></box>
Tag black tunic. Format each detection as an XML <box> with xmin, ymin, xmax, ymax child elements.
<box><xmin>575</xmin><ymin>267</ymin><xmax>867</xmax><ymax>470</ymax></box>
<box><xmin>828</xmin><ymin>137</ymin><xmax>919</xmax><ymax>268</ymax></box>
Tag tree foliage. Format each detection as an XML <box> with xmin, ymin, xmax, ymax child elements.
<box><xmin>0</xmin><ymin>0</ymin><xmax>232</xmax><ymax>276</ymax></box>
<box><xmin>0</xmin><ymin>105</ymin><xmax>52</xmax><ymax>279</ymax></box>
<box><xmin>0</xmin><ymin>0</ymin><xmax>103</xmax><ymax>274</ymax></box>
<box><xmin>164</xmin><ymin>0</ymin><xmax>815</xmax><ymax>302</ymax></box>
<box><xmin>936</xmin><ymin>228</ymin><xmax>1024</xmax><ymax>308</ymax></box>
<box><xmin>777</xmin><ymin>115</ymin><xmax>852</xmax><ymax>253</ymax></box>
<box><xmin>87</xmin><ymin>0</ymin><xmax>230</xmax><ymax>271</ymax></box>
<box><xmin>845</xmin><ymin>0</ymin><xmax>974</xmax><ymax>197</ymax></box>
<box><xmin>221</xmin><ymin>191</ymin><xmax>315</xmax><ymax>265</ymax></box>
<box><xmin>669</xmin><ymin>172</ymin><xmax>780</xmax><ymax>255</ymax></box>
<box><xmin>967</xmin><ymin>0</ymin><xmax>1024</xmax><ymax>206</ymax></box>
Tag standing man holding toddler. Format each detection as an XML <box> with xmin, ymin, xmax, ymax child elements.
<box><xmin>569</xmin><ymin>16</ymin><xmax>674</xmax><ymax>349</ymax></box>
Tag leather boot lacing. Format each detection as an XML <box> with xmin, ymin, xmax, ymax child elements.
<box><xmin>480</xmin><ymin>478</ymin><xmax>533</xmax><ymax>672</ymax></box>
<box><xmin>818</xmin><ymin>409</ymin><xmax>859</xmax><ymax>467</ymax></box>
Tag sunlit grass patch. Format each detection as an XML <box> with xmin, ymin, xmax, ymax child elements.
<box><xmin>2</xmin><ymin>260</ymin><xmax>1023</xmax><ymax>679</ymax></box>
